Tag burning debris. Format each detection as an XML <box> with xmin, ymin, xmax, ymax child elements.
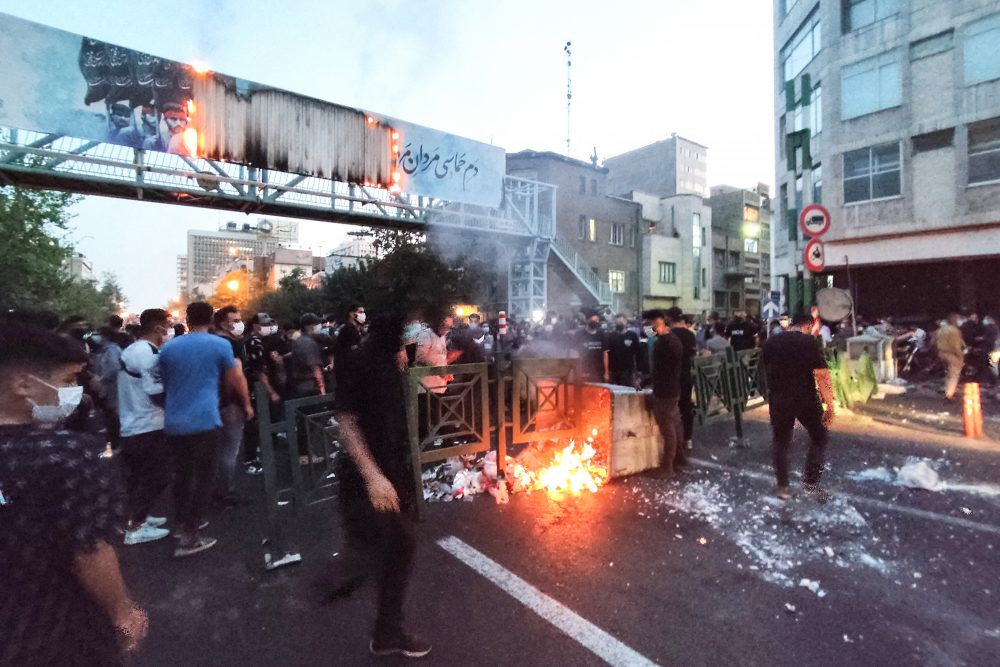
<box><xmin>422</xmin><ymin>430</ymin><xmax>608</xmax><ymax>503</ymax></box>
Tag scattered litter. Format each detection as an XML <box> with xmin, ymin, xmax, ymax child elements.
<box><xmin>824</xmin><ymin>546</ymin><xmax>835</xmax><ymax>558</ymax></box>
<box><xmin>843</xmin><ymin>634</ymin><xmax>854</xmax><ymax>643</ymax></box>
<box><xmin>784</xmin><ymin>603</ymin><xmax>797</xmax><ymax>614</ymax></box>
<box><xmin>698</xmin><ymin>537</ymin><xmax>708</xmax><ymax>545</ymax></box>
<box><xmin>961</xmin><ymin>507</ymin><xmax>973</xmax><ymax>515</ymax></box>
<box><xmin>848</xmin><ymin>457</ymin><xmax>1000</xmax><ymax>497</ymax></box>
<box><xmin>799</xmin><ymin>578</ymin><xmax>820</xmax><ymax>593</ymax></box>
<box><xmin>897</xmin><ymin>460</ymin><xmax>942</xmax><ymax>491</ymax></box>
<box><xmin>913</xmin><ymin>572</ymin><xmax>923</xmax><ymax>579</ymax></box>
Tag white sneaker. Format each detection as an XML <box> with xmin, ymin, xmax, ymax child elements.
<box><xmin>143</xmin><ymin>516</ymin><xmax>168</xmax><ymax>528</ymax></box>
<box><xmin>124</xmin><ymin>524</ymin><xmax>171</xmax><ymax>545</ymax></box>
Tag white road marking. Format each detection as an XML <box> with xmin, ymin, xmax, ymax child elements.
<box><xmin>690</xmin><ymin>457</ymin><xmax>1000</xmax><ymax>537</ymax></box>
<box><xmin>437</xmin><ymin>536</ymin><xmax>659</xmax><ymax>667</ymax></box>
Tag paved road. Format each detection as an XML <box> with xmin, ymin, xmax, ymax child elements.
<box><xmin>119</xmin><ymin>408</ymin><xmax>1000</xmax><ymax>667</ymax></box>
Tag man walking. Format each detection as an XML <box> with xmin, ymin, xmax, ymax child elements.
<box><xmin>936</xmin><ymin>312</ymin><xmax>965</xmax><ymax>401</ymax></box>
<box><xmin>159</xmin><ymin>302</ymin><xmax>252</xmax><ymax>557</ymax></box>
<box><xmin>575</xmin><ymin>311</ymin><xmax>609</xmax><ymax>383</ymax></box>
<box><xmin>761</xmin><ymin>314</ymin><xmax>836</xmax><ymax>501</ymax></box>
<box><xmin>643</xmin><ymin>309</ymin><xmax>687</xmax><ymax>476</ymax></box>
<box><xmin>331</xmin><ymin>312</ymin><xmax>431</xmax><ymax>658</ymax></box>
<box><xmin>117</xmin><ymin>308</ymin><xmax>174</xmax><ymax>545</ymax></box>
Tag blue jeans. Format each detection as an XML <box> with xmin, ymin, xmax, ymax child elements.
<box><xmin>217</xmin><ymin>403</ymin><xmax>246</xmax><ymax>495</ymax></box>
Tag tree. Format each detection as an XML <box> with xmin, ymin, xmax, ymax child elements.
<box><xmin>0</xmin><ymin>186</ymin><xmax>78</xmax><ymax>310</ymax></box>
<box><xmin>51</xmin><ymin>273</ymin><xmax>123</xmax><ymax>326</ymax></box>
<box><xmin>366</xmin><ymin>227</ymin><xmax>425</xmax><ymax>257</ymax></box>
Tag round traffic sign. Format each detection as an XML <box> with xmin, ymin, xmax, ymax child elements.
<box><xmin>804</xmin><ymin>238</ymin><xmax>825</xmax><ymax>272</ymax></box>
<box><xmin>799</xmin><ymin>204</ymin><xmax>831</xmax><ymax>238</ymax></box>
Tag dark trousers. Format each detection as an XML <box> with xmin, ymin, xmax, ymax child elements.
<box><xmin>651</xmin><ymin>395</ymin><xmax>686</xmax><ymax>471</ymax></box>
<box><xmin>679</xmin><ymin>380</ymin><xmax>695</xmax><ymax>442</ymax></box>
<box><xmin>337</xmin><ymin>481</ymin><xmax>416</xmax><ymax>641</ymax></box>
<box><xmin>119</xmin><ymin>429</ymin><xmax>172</xmax><ymax>526</ymax></box>
<box><xmin>168</xmin><ymin>429</ymin><xmax>220</xmax><ymax>534</ymax></box>
<box><xmin>769</xmin><ymin>397</ymin><xmax>828</xmax><ymax>487</ymax></box>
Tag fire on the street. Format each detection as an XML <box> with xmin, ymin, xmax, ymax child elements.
<box><xmin>509</xmin><ymin>429</ymin><xmax>609</xmax><ymax>497</ymax></box>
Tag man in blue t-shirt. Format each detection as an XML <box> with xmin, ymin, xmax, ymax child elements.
<box><xmin>159</xmin><ymin>302</ymin><xmax>252</xmax><ymax>557</ymax></box>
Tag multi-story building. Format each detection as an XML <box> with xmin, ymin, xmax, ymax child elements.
<box><xmin>257</xmin><ymin>248</ymin><xmax>325</xmax><ymax>290</ymax></box>
<box><xmin>326</xmin><ymin>235</ymin><xmax>378</xmax><ymax>273</ymax></box>
<box><xmin>623</xmin><ymin>192</ymin><xmax>713</xmax><ymax>315</ymax></box>
<box><xmin>184</xmin><ymin>219</ymin><xmax>299</xmax><ymax>299</ymax></box>
<box><xmin>65</xmin><ymin>252</ymin><xmax>94</xmax><ymax>282</ymax></box>
<box><xmin>774</xmin><ymin>0</ymin><xmax>1000</xmax><ymax>319</ymax></box>
<box><xmin>605</xmin><ymin>135</ymin><xmax>709</xmax><ymax>199</ymax></box>
<box><xmin>175</xmin><ymin>255</ymin><xmax>188</xmax><ymax>298</ymax></box>
<box><xmin>506</xmin><ymin>151</ymin><xmax>643</xmax><ymax>315</ymax></box>
<box><xmin>708</xmin><ymin>185</ymin><xmax>773</xmax><ymax>317</ymax></box>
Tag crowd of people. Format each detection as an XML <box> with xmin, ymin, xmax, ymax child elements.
<box><xmin>2</xmin><ymin>296</ymin><xmax>997</xmax><ymax>664</ymax></box>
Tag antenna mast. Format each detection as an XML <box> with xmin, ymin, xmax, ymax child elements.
<box><xmin>564</xmin><ymin>40</ymin><xmax>572</xmax><ymax>156</ymax></box>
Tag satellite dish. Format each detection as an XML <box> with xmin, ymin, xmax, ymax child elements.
<box><xmin>816</xmin><ymin>288</ymin><xmax>853</xmax><ymax>322</ymax></box>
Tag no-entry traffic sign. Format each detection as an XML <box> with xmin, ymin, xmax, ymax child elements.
<box><xmin>799</xmin><ymin>204</ymin><xmax>831</xmax><ymax>238</ymax></box>
<box><xmin>804</xmin><ymin>238</ymin><xmax>825</xmax><ymax>272</ymax></box>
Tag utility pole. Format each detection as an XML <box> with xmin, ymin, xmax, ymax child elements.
<box><xmin>564</xmin><ymin>41</ymin><xmax>572</xmax><ymax>156</ymax></box>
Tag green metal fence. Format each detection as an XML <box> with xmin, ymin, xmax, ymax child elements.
<box><xmin>692</xmin><ymin>348</ymin><xmax>767</xmax><ymax>445</ymax></box>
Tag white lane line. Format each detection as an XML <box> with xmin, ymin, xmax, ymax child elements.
<box><xmin>437</xmin><ymin>536</ymin><xmax>659</xmax><ymax>667</ymax></box>
<box><xmin>689</xmin><ymin>457</ymin><xmax>1000</xmax><ymax>537</ymax></box>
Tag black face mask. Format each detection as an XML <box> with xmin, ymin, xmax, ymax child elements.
<box><xmin>615</xmin><ymin>324</ymin><xmax>625</xmax><ymax>331</ymax></box>
<box><xmin>587</xmin><ymin>322</ymin><xmax>599</xmax><ymax>331</ymax></box>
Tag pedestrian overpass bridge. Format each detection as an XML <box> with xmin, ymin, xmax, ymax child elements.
<box><xmin>0</xmin><ymin>12</ymin><xmax>618</xmax><ymax>317</ymax></box>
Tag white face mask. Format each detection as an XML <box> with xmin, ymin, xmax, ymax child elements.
<box><xmin>643</xmin><ymin>325</ymin><xmax>656</xmax><ymax>338</ymax></box>
<box><xmin>356</xmin><ymin>312</ymin><xmax>367</xmax><ymax>324</ymax></box>
<box><xmin>162</xmin><ymin>326</ymin><xmax>175</xmax><ymax>342</ymax></box>
<box><xmin>232</xmin><ymin>321</ymin><xmax>246</xmax><ymax>336</ymax></box>
<box><xmin>267</xmin><ymin>325</ymin><xmax>278</xmax><ymax>336</ymax></box>
<box><xmin>28</xmin><ymin>376</ymin><xmax>84</xmax><ymax>426</ymax></box>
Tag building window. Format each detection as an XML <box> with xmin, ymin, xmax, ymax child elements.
<box><xmin>714</xmin><ymin>291</ymin><xmax>728</xmax><ymax>309</ymax></box>
<box><xmin>728</xmin><ymin>251</ymin><xmax>740</xmax><ymax>269</ymax></box>
<box><xmin>713</xmin><ymin>249</ymin><xmax>726</xmax><ymax>270</ymax></box>
<box><xmin>658</xmin><ymin>262</ymin><xmax>676</xmax><ymax>284</ymax></box>
<box><xmin>701</xmin><ymin>267</ymin><xmax>707</xmax><ymax>288</ymax></box>
<box><xmin>608</xmin><ymin>270</ymin><xmax>627</xmax><ymax>294</ymax></box>
<box><xmin>969</xmin><ymin>117</ymin><xmax>1000</xmax><ymax>185</ymax></box>
<box><xmin>744</xmin><ymin>205</ymin><xmax>760</xmax><ymax>223</ymax></box>
<box><xmin>701</xmin><ymin>226</ymin><xmax>707</xmax><ymax>246</ymax></box>
<box><xmin>965</xmin><ymin>14</ymin><xmax>1000</xmax><ymax>86</ymax></box>
<box><xmin>795</xmin><ymin>175</ymin><xmax>804</xmax><ymax>210</ymax></box>
<box><xmin>744</xmin><ymin>238</ymin><xmax>759</xmax><ymax>253</ymax></box>
<box><xmin>588</xmin><ymin>218</ymin><xmax>598</xmax><ymax>243</ymax></box>
<box><xmin>730</xmin><ymin>292</ymin><xmax>741</xmax><ymax>309</ymax></box>
<box><xmin>843</xmin><ymin>0</ymin><xmax>900</xmax><ymax>33</ymax></box>
<box><xmin>610</xmin><ymin>223</ymin><xmax>625</xmax><ymax>246</ymax></box>
<box><xmin>628</xmin><ymin>226</ymin><xmax>637</xmax><ymax>248</ymax></box>
<box><xmin>912</xmin><ymin>128</ymin><xmax>955</xmax><ymax>154</ymax></box>
<box><xmin>812</xmin><ymin>164</ymin><xmax>823</xmax><ymax>203</ymax></box>
<box><xmin>591</xmin><ymin>179</ymin><xmax>597</xmax><ymax>195</ymax></box>
<box><xmin>780</xmin><ymin>0</ymin><xmax>801</xmax><ymax>20</ymax></box>
<box><xmin>578</xmin><ymin>215</ymin><xmax>587</xmax><ymax>240</ymax></box>
<box><xmin>844</xmin><ymin>142</ymin><xmax>902</xmax><ymax>203</ymax></box>
<box><xmin>842</xmin><ymin>51</ymin><xmax>901</xmax><ymax>119</ymax></box>
<box><xmin>780</xmin><ymin>10</ymin><xmax>822</xmax><ymax>83</ymax></box>
<box><xmin>811</xmin><ymin>83</ymin><xmax>823</xmax><ymax>135</ymax></box>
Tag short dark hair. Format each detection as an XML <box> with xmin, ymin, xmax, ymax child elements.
<box><xmin>107</xmin><ymin>315</ymin><xmax>124</xmax><ymax>330</ymax></box>
<box><xmin>714</xmin><ymin>321</ymin><xmax>727</xmax><ymax>336</ymax></box>
<box><xmin>347</xmin><ymin>303</ymin><xmax>362</xmax><ymax>314</ymax></box>
<box><xmin>664</xmin><ymin>307</ymin><xmax>683</xmax><ymax>325</ymax></box>
<box><xmin>0</xmin><ymin>322</ymin><xmax>88</xmax><ymax>373</ymax></box>
<box><xmin>641</xmin><ymin>309</ymin><xmax>665</xmax><ymax>322</ymax></box>
<box><xmin>139</xmin><ymin>308</ymin><xmax>170</xmax><ymax>335</ymax></box>
<box><xmin>213</xmin><ymin>305</ymin><xmax>240</xmax><ymax>327</ymax></box>
<box><xmin>300</xmin><ymin>313</ymin><xmax>321</xmax><ymax>329</ymax></box>
<box><xmin>791</xmin><ymin>313</ymin><xmax>813</xmax><ymax>328</ymax></box>
<box><xmin>186</xmin><ymin>302</ymin><xmax>214</xmax><ymax>327</ymax></box>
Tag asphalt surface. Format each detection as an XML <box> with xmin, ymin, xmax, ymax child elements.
<box><xmin>118</xmin><ymin>407</ymin><xmax>1000</xmax><ymax>667</ymax></box>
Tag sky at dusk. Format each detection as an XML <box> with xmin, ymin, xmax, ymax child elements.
<box><xmin>0</xmin><ymin>0</ymin><xmax>776</xmax><ymax>308</ymax></box>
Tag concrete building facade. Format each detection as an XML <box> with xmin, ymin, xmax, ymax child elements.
<box><xmin>65</xmin><ymin>252</ymin><xmax>94</xmax><ymax>282</ymax></box>
<box><xmin>605</xmin><ymin>135</ymin><xmax>709</xmax><ymax>199</ymax></box>
<box><xmin>774</xmin><ymin>0</ymin><xmax>1000</xmax><ymax>320</ymax></box>
<box><xmin>708</xmin><ymin>185</ymin><xmax>773</xmax><ymax>317</ymax></box>
<box><xmin>325</xmin><ymin>236</ymin><xmax>377</xmax><ymax>273</ymax></box>
<box><xmin>184</xmin><ymin>219</ymin><xmax>299</xmax><ymax>299</ymax></box>
<box><xmin>506</xmin><ymin>151</ymin><xmax>643</xmax><ymax>315</ymax></box>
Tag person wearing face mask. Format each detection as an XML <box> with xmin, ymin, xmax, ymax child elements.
<box><xmin>666</xmin><ymin>307</ymin><xmax>698</xmax><ymax>451</ymax></box>
<box><xmin>241</xmin><ymin>313</ymin><xmax>283</xmax><ymax>475</ymax></box>
<box><xmin>117</xmin><ymin>309</ymin><xmax>174</xmax><ymax>546</ymax></box>
<box><xmin>289</xmin><ymin>313</ymin><xmax>326</xmax><ymax>398</ymax></box>
<box><xmin>608</xmin><ymin>314</ymin><xmax>640</xmax><ymax>387</ymax></box>
<box><xmin>643</xmin><ymin>309</ymin><xmax>687</xmax><ymax>477</ymax></box>
<box><xmin>212</xmin><ymin>306</ymin><xmax>250</xmax><ymax>507</ymax></box>
<box><xmin>574</xmin><ymin>311</ymin><xmax>610</xmax><ymax>383</ymax></box>
<box><xmin>0</xmin><ymin>321</ymin><xmax>149</xmax><ymax>664</ymax></box>
<box><xmin>334</xmin><ymin>304</ymin><xmax>368</xmax><ymax>394</ymax></box>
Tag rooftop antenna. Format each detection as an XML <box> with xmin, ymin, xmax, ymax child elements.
<box><xmin>564</xmin><ymin>40</ymin><xmax>572</xmax><ymax>156</ymax></box>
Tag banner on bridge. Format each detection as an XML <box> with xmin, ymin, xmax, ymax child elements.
<box><xmin>0</xmin><ymin>12</ymin><xmax>503</xmax><ymax>207</ymax></box>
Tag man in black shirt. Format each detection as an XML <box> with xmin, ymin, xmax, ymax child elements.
<box><xmin>334</xmin><ymin>303</ymin><xmax>367</xmax><ymax>391</ymax></box>
<box><xmin>667</xmin><ymin>308</ymin><xmax>697</xmax><ymax>451</ymax></box>
<box><xmin>761</xmin><ymin>314</ymin><xmax>836</xmax><ymax>501</ymax></box>
<box><xmin>726</xmin><ymin>309</ymin><xmax>759</xmax><ymax>351</ymax></box>
<box><xmin>644</xmin><ymin>309</ymin><xmax>687</xmax><ymax>476</ymax></box>
<box><xmin>608</xmin><ymin>314</ymin><xmax>640</xmax><ymax>387</ymax></box>
<box><xmin>0</xmin><ymin>322</ymin><xmax>147</xmax><ymax>665</ymax></box>
<box><xmin>330</xmin><ymin>312</ymin><xmax>430</xmax><ymax>659</ymax></box>
<box><xmin>576</xmin><ymin>312</ymin><xmax>609</xmax><ymax>383</ymax></box>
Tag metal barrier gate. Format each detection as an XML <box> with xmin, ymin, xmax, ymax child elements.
<box><xmin>692</xmin><ymin>348</ymin><xmax>767</xmax><ymax>446</ymax></box>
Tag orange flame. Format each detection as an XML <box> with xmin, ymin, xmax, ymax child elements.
<box><xmin>186</xmin><ymin>99</ymin><xmax>196</xmax><ymax>115</ymax></box>
<box><xmin>509</xmin><ymin>430</ymin><xmax>608</xmax><ymax>497</ymax></box>
<box><xmin>191</xmin><ymin>60</ymin><xmax>210</xmax><ymax>75</ymax></box>
<box><xmin>182</xmin><ymin>128</ymin><xmax>198</xmax><ymax>157</ymax></box>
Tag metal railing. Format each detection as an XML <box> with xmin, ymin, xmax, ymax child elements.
<box><xmin>549</xmin><ymin>237</ymin><xmax>620</xmax><ymax>311</ymax></box>
<box><xmin>692</xmin><ymin>348</ymin><xmax>767</xmax><ymax>446</ymax></box>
